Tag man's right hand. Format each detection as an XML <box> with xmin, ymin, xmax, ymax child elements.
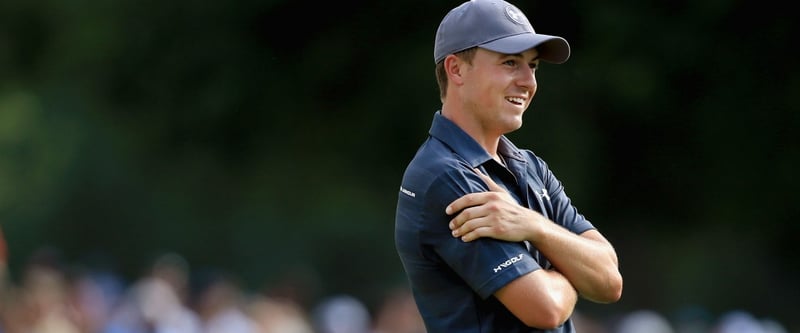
<box><xmin>447</xmin><ymin>168</ymin><xmax>546</xmax><ymax>243</ymax></box>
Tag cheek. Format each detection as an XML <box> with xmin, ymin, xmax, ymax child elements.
<box><xmin>484</xmin><ymin>76</ymin><xmax>509</xmax><ymax>95</ymax></box>
<box><xmin>466</xmin><ymin>80</ymin><xmax>493</xmax><ymax>101</ymax></box>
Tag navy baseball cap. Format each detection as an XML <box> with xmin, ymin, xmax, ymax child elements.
<box><xmin>434</xmin><ymin>0</ymin><xmax>570</xmax><ymax>64</ymax></box>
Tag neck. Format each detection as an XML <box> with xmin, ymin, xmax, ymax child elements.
<box><xmin>441</xmin><ymin>104</ymin><xmax>501</xmax><ymax>158</ymax></box>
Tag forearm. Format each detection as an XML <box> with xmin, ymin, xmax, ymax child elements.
<box><xmin>444</xmin><ymin>174</ymin><xmax>623</xmax><ymax>303</ymax></box>
<box><xmin>528</xmin><ymin>216</ymin><xmax>622</xmax><ymax>303</ymax></box>
<box><xmin>496</xmin><ymin>268</ymin><xmax>578</xmax><ymax>329</ymax></box>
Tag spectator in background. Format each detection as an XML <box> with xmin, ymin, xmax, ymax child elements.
<box><xmin>102</xmin><ymin>252</ymin><xmax>202</xmax><ymax>333</ymax></box>
<box><xmin>713</xmin><ymin>310</ymin><xmax>787</xmax><ymax>333</ymax></box>
<box><xmin>570</xmin><ymin>311</ymin><xmax>610</xmax><ymax>333</ymax></box>
<box><xmin>246</xmin><ymin>295</ymin><xmax>314</xmax><ymax>333</ymax></box>
<box><xmin>614</xmin><ymin>309</ymin><xmax>674</xmax><ymax>333</ymax></box>
<box><xmin>68</xmin><ymin>266</ymin><xmax>125</xmax><ymax>333</ymax></box>
<box><xmin>12</xmin><ymin>246</ymin><xmax>81</xmax><ymax>333</ymax></box>
<box><xmin>311</xmin><ymin>294</ymin><xmax>372</xmax><ymax>333</ymax></box>
<box><xmin>190</xmin><ymin>268</ymin><xmax>258</xmax><ymax>333</ymax></box>
<box><xmin>371</xmin><ymin>287</ymin><xmax>425</xmax><ymax>333</ymax></box>
<box><xmin>149</xmin><ymin>252</ymin><xmax>192</xmax><ymax>306</ymax></box>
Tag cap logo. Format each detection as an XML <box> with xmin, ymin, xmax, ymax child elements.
<box><xmin>504</xmin><ymin>5</ymin><xmax>525</xmax><ymax>25</ymax></box>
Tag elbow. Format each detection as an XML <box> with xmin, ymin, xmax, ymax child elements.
<box><xmin>521</xmin><ymin>305</ymin><xmax>572</xmax><ymax>330</ymax></box>
<box><xmin>598</xmin><ymin>270</ymin><xmax>624</xmax><ymax>303</ymax></box>
<box><xmin>520</xmin><ymin>294</ymin><xmax>575</xmax><ymax>329</ymax></box>
<box><xmin>610</xmin><ymin>272</ymin><xmax>624</xmax><ymax>302</ymax></box>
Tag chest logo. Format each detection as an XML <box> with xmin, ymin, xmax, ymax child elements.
<box><xmin>536</xmin><ymin>188</ymin><xmax>550</xmax><ymax>201</ymax></box>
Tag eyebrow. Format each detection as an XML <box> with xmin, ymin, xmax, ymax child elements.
<box><xmin>504</xmin><ymin>52</ymin><xmax>540</xmax><ymax>62</ymax></box>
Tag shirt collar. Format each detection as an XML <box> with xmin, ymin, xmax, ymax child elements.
<box><xmin>428</xmin><ymin>111</ymin><xmax>526</xmax><ymax>168</ymax></box>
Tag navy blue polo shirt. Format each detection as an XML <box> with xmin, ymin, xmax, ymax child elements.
<box><xmin>395</xmin><ymin>111</ymin><xmax>595</xmax><ymax>333</ymax></box>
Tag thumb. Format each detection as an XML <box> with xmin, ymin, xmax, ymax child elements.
<box><xmin>473</xmin><ymin>168</ymin><xmax>506</xmax><ymax>193</ymax></box>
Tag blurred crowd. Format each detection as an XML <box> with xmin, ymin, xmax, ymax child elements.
<box><xmin>0</xmin><ymin>230</ymin><xmax>791</xmax><ymax>333</ymax></box>
<box><xmin>0</xmin><ymin>243</ymin><xmax>427</xmax><ymax>333</ymax></box>
<box><xmin>573</xmin><ymin>308</ymin><xmax>789</xmax><ymax>333</ymax></box>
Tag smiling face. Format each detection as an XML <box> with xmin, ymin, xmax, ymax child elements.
<box><xmin>459</xmin><ymin>47</ymin><xmax>539</xmax><ymax>136</ymax></box>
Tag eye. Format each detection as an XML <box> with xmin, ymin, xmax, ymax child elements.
<box><xmin>503</xmin><ymin>59</ymin><xmax>518</xmax><ymax>67</ymax></box>
<box><xmin>528</xmin><ymin>62</ymin><xmax>539</xmax><ymax>71</ymax></box>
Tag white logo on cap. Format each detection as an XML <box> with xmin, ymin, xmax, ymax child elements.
<box><xmin>504</xmin><ymin>5</ymin><xmax>525</xmax><ymax>25</ymax></box>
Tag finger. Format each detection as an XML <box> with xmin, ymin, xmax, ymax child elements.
<box><xmin>460</xmin><ymin>228</ymin><xmax>486</xmax><ymax>242</ymax></box>
<box><xmin>446</xmin><ymin>192</ymin><xmax>489</xmax><ymax>215</ymax></box>
<box><xmin>473</xmin><ymin>168</ymin><xmax>506</xmax><ymax>193</ymax></box>
<box><xmin>455</xmin><ymin>219</ymin><xmax>492</xmax><ymax>242</ymax></box>
<box><xmin>450</xmin><ymin>211</ymin><xmax>483</xmax><ymax>238</ymax></box>
<box><xmin>449</xmin><ymin>204</ymin><xmax>485</xmax><ymax>230</ymax></box>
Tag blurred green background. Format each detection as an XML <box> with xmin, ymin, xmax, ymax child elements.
<box><xmin>1</xmin><ymin>0</ymin><xmax>798</xmax><ymax>329</ymax></box>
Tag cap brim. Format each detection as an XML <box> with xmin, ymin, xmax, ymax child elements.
<box><xmin>479</xmin><ymin>33</ymin><xmax>571</xmax><ymax>64</ymax></box>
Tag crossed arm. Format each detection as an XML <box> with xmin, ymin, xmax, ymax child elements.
<box><xmin>446</xmin><ymin>169</ymin><xmax>623</xmax><ymax>328</ymax></box>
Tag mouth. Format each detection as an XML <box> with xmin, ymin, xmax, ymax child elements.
<box><xmin>505</xmin><ymin>96</ymin><xmax>526</xmax><ymax>106</ymax></box>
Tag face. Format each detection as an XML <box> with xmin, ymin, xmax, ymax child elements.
<box><xmin>459</xmin><ymin>47</ymin><xmax>539</xmax><ymax>135</ymax></box>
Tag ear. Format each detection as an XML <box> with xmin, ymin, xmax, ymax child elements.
<box><xmin>444</xmin><ymin>54</ymin><xmax>466</xmax><ymax>86</ymax></box>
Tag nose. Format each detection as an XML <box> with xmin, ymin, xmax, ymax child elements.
<box><xmin>517</xmin><ymin>68</ymin><xmax>536</xmax><ymax>95</ymax></box>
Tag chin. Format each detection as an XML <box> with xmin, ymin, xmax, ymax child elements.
<box><xmin>509</xmin><ymin>113</ymin><xmax>524</xmax><ymax>127</ymax></box>
<box><xmin>501</xmin><ymin>119</ymin><xmax>524</xmax><ymax>133</ymax></box>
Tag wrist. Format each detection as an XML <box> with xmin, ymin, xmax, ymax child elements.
<box><xmin>526</xmin><ymin>210</ymin><xmax>546</xmax><ymax>242</ymax></box>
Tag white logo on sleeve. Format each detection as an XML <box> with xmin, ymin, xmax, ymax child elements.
<box><xmin>493</xmin><ymin>253</ymin><xmax>525</xmax><ymax>273</ymax></box>
<box><xmin>400</xmin><ymin>186</ymin><xmax>416</xmax><ymax>198</ymax></box>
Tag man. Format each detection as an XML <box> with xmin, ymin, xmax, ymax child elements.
<box><xmin>394</xmin><ymin>0</ymin><xmax>623</xmax><ymax>332</ymax></box>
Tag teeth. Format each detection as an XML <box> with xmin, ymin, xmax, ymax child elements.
<box><xmin>506</xmin><ymin>97</ymin><xmax>524</xmax><ymax>104</ymax></box>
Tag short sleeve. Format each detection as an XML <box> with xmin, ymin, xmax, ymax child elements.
<box><xmin>422</xmin><ymin>168</ymin><xmax>542</xmax><ymax>299</ymax></box>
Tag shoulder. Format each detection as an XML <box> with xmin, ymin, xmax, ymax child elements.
<box><xmin>400</xmin><ymin>139</ymin><xmax>488</xmax><ymax>203</ymax></box>
<box><xmin>403</xmin><ymin>138</ymin><xmax>470</xmax><ymax>185</ymax></box>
